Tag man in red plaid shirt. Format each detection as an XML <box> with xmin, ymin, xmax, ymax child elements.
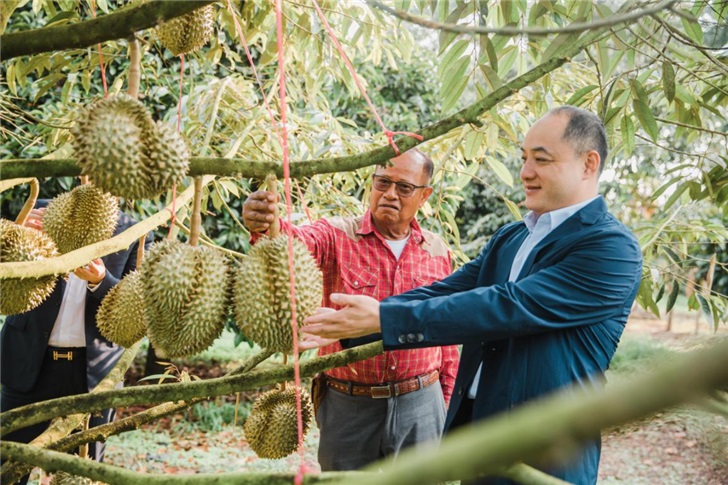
<box><xmin>243</xmin><ymin>148</ymin><xmax>459</xmax><ymax>471</ymax></box>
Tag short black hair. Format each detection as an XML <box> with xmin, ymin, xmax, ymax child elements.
<box><xmin>549</xmin><ymin>106</ymin><xmax>608</xmax><ymax>172</ymax></box>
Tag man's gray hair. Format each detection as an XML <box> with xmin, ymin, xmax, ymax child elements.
<box><xmin>549</xmin><ymin>106</ymin><xmax>608</xmax><ymax>172</ymax></box>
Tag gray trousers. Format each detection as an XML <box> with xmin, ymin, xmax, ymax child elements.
<box><xmin>316</xmin><ymin>380</ymin><xmax>447</xmax><ymax>471</ymax></box>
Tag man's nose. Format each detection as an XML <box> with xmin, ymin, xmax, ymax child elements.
<box><xmin>383</xmin><ymin>183</ymin><xmax>399</xmax><ymax>198</ymax></box>
<box><xmin>520</xmin><ymin>160</ymin><xmax>534</xmax><ymax>180</ymax></box>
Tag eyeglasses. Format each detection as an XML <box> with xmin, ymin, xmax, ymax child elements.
<box><xmin>372</xmin><ymin>174</ymin><xmax>429</xmax><ymax>198</ymax></box>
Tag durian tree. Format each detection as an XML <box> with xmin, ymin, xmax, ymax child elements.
<box><xmin>1</xmin><ymin>1</ymin><xmax>728</xmax><ymax>484</ymax></box>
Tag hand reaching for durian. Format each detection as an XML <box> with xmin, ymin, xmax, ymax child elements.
<box><xmin>300</xmin><ymin>293</ymin><xmax>382</xmax><ymax>348</ymax></box>
<box><xmin>23</xmin><ymin>208</ymin><xmax>45</xmax><ymax>232</ymax></box>
<box><xmin>242</xmin><ymin>190</ymin><xmax>280</xmax><ymax>233</ymax></box>
<box><xmin>74</xmin><ymin>258</ymin><xmax>106</xmax><ymax>285</ymax></box>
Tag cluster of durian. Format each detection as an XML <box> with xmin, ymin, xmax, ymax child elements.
<box><xmin>96</xmin><ymin>271</ymin><xmax>147</xmax><ymax>348</ymax></box>
<box><xmin>234</xmin><ymin>235</ymin><xmax>323</xmax><ymax>353</ymax></box>
<box><xmin>156</xmin><ymin>5</ymin><xmax>215</xmax><ymax>56</ymax></box>
<box><xmin>140</xmin><ymin>240</ymin><xmax>230</xmax><ymax>358</ymax></box>
<box><xmin>50</xmin><ymin>471</ymin><xmax>105</xmax><ymax>485</ymax></box>
<box><xmin>0</xmin><ymin>219</ymin><xmax>58</xmax><ymax>315</ymax></box>
<box><xmin>244</xmin><ymin>387</ymin><xmax>314</xmax><ymax>459</ymax></box>
<box><xmin>72</xmin><ymin>94</ymin><xmax>189</xmax><ymax>200</ymax></box>
<box><xmin>43</xmin><ymin>185</ymin><xmax>119</xmax><ymax>254</ymax></box>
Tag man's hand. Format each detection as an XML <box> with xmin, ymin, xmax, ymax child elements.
<box><xmin>300</xmin><ymin>293</ymin><xmax>382</xmax><ymax>349</ymax></box>
<box><xmin>23</xmin><ymin>208</ymin><xmax>45</xmax><ymax>232</ymax></box>
<box><xmin>242</xmin><ymin>190</ymin><xmax>279</xmax><ymax>233</ymax></box>
<box><xmin>74</xmin><ymin>258</ymin><xmax>106</xmax><ymax>285</ymax></box>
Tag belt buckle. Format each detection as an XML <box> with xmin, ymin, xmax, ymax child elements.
<box><xmin>370</xmin><ymin>384</ymin><xmax>393</xmax><ymax>399</ymax></box>
<box><xmin>53</xmin><ymin>350</ymin><xmax>73</xmax><ymax>361</ymax></box>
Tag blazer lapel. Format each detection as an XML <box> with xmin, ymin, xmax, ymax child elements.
<box><xmin>515</xmin><ymin>197</ymin><xmax>607</xmax><ymax>280</ymax></box>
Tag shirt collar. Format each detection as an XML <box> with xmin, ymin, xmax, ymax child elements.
<box><xmin>358</xmin><ymin>210</ymin><xmax>425</xmax><ymax>244</ymax></box>
<box><xmin>523</xmin><ymin>196</ymin><xmax>600</xmax><ymax>234</ymax></box>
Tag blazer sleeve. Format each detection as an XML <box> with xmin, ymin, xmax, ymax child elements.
<box><xmin>381</xmin><ymin>227</ymin><xmax>642</xmax><ymax>348</ymax></box>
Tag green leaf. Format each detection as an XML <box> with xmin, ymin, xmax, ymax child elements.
<box><xmin>463</xmin><ymin>129</ymin><xmax>485</xmax><ymax>160</ymax></box>
<box><xmin>696</xmin><ymin>294</ymin><xmax>713</xmax><ymax>325</ymax></box>
<box><xmin>620</xmin><ymin>114</ymin><xmax>635</xmax><ymax>157</ymax></box>
<box><xmin>565</xmin><ymin>85</ymin><xmax>598</xmax><ymax>107</ymax></box>
<box><xmin>440</xmin><ymin>57</ymin><xmax>469</xmax><ymax>113</ymax></box>
<box><xmin>479</xmin><ymin>64</ymin><xmax>504</xmax><ymax>90</ymax></box>
<box><xmin>482</xmin><ymin>35</ymin><xmax>498</xmax><ymax>71</ymax></box>
<box><xmin>440</xmin><ymin>39</ymin><xmax>469</xmax><ymax>75</ymax></box>
<box><xmin>664</xmin><ymin>182</ymin><xmax>689</xmax><ymax>210</ymax></box>
<box><xmin>661</xmin><ymin>61</ymin><xmax>676</xmax><ymax>103</ymax></box>
<box><xmin>485</xmin><ymin>155</ymin><xmax>514</xmax><ymax>187</ymax></box>
<box><xmin>681</xmin><ymin>15</ymin><xmax>703</xmax><ymax>45</ymax></box>
<box><xmin>504</xmin><ymin>198</ymin><xmax>523</xmax><ymax>221</ymax></box>
<box><xmin>665</xmin><ymin>283</ymin><xmax>680</xmax><ymax>313</ymax></box>
<box><xmin>542</xmin><ymin>31</ymin><xmax>581</xmax><ymax>62</ymax></box>
<box><xmin>632</xmin><ymin>99</ymin><xmax>659</xmax><ymax>142</ymax></box>
<box><xmin>629</xmin><ymin>79</ymin><xmax>648</xmax><ymax>104</ymax></box>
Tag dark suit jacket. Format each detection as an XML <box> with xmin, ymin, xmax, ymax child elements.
<box><xmin>1</xmin><ymin>205</ymin><xmax>151</xmax><ymax>393</ymax></box>
<box><xmin>378</xmin><ymin>197</ymin><xmax>643</xmax><ymax>485</ymax></box>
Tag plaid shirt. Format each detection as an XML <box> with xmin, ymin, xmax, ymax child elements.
<box><xmin>270</xmin><ymin>211</ymin><xmax>459</xmax><ymax>404</ymax></box>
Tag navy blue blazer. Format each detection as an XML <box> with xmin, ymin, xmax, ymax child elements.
<box><xmin>379</xmin><ymin>197</ymin><xmax>642</xmax><ymax>484</ymax></box>
<box><xmin>1</xmin><ymin>206</ymin><xmax>151</xmax><ymax>393</ymax></box>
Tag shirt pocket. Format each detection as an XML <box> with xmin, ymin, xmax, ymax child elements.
<box><xmin>340</xmin><ymin>265</ymin><xmax>379</xmax><ymax>298</ymax></box>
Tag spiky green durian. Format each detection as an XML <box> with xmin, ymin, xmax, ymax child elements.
<box><xmin>156</xmin><ymin>5</ymin><xmax>215</xmax><ymax>56</ymax></box>
<box><xmin>0</xmin><ymin>219</ymin><xmax>58</xmax><ymax>315</ymax></box>
<box><xmin>141</xmin><ymin>240</ymin><xmax>230</xmax><ymax>358</ymax></box>
<box><xmin>234</xmin><ymin>235</ymin><xmax>323</xmax><ymax>353</ymax></box>
<box><xmin>96</xmin><ymin>271</ymin><xmax>147</xmax><ymax>347</ymax></box>
<box><xmin>72</xmin><ymin>94</ymin><xmax>189</xmax><ymax>200</ymax></box>
<box><xmin>42</xmin><ymin>185</ymin><xmax>118</xmax><ymax>254</ymax></box>
<box><xmin>50</xmin><ymin>471</ymin><xmax>104</xmax><ymax>485</ymax></box>
<box><xmin>244</xmin><ymin>387</ymin><xmax>314</xmax><ymax>459</ymax></box>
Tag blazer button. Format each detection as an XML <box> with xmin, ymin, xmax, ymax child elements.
<box><xmin>406</xmin><ymin>333</ymin><xmax>416</xmax><ymax>343</ymax></box>
<box><xmin>457</xmin><ymin>387</ymin><xmax>463</xmax><ymax>396</ymax></box>
<box><xmin>480</xmin><ymin>341</ymin><xmax>485</xmax><ymax>348</ymax></box>
<box><xmin>398</xmin><ymin>335</ymin><xmax>407</xmax><ymax>344</ymax></box>
<box><xmin>416</xmin><ymin>333</ymin><xmax>424</xmax><ymax>342</ymax></box>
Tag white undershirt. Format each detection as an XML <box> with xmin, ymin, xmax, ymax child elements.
<box><xmin>385</xmin><ymin>235</ymin><xmax>410</xmax><ymax>260</ymax></box>
<box><xmin>48</xmin><ymin>274</ymin><xmax>88</xmax><ymax>347</ymax></box>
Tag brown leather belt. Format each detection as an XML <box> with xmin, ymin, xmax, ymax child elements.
<box><xmin>325</xmin><ymin>370</ymin><xmax>439</xmax><ymax>399</ymax></box>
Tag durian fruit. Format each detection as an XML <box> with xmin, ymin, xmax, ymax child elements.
<box><xmin>141</xmin><ymin>240</ymin><xmax>230</xmax><ymax>358</ymax></box>
<box><xmin>50</xmin><ymin>471</ymin><xmax>104</xmax><ymax>485</ymax></box>
<box><xmin>0</xmin><ymin>219</ymin><xmax>58</xmax><ymax>315</ymax></box>
<box><xmin>42</xmin><ymin>185</ymin><xmax>119</xmax><ymax>254</ymax></box>
<box><xmin>234</xmin><ymin>235</ymin><xmax>323</xmax><ymax>353</ymax></box>
<box><xmin>96</xmin><ymin>271</ymin><xmax>147</xmax><ymax>347</ymax></box>
<box><xmin>244</xmin><ymin>387</ymin><xmax>314</xmax><ymax>459</ymax></box>
<box><xmin>156</xmin><ymin>5</ymin><xmax>215</xmax><ymax>56</ymax></box>
<box><xmin>72</xmin><ymin>94</ymin><xmax>189</xmax><ymax>200</ymax></box>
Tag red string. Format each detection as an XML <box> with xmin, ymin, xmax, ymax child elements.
<box><xmin>275</xmin><ymin>1</ymin><xmax>307</xmax><ymax>483</ymax></box>
<box><xmin>167</xmin><ymin>54</ymin><xmax>185</xmax><ymax>239</ymax></box>
<box><xmin>310</xmin><ymin>0</ymin><xmax>423</xmax><ymax>155</ymax></box>
<box><xmin>88</xmin><ymin>0</ymin><xmax>108</xmax><ymax>97</ymax></box>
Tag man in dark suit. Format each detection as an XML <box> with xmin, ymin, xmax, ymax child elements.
<box><xmin>1</xmin><ymin>201</ymin><xmax>150</xmax><ymax>484</ymax></box>
<box><xmin>299</xmin><ymin>106</ymin><xmax>643</xmax><ymax>484</ymax></box>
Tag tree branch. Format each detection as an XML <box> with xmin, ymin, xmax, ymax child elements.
<box><xmin>1</xmin><ymin>23</ymin><xmax>609</xmax><ymax>183</ymax></box>
<box><xmin>0</xmin><ymin>0</ymin><xmax>216</xmax><ymax>60</ymax></box>
<box><xmin>0</xmin><ymin>175</ymin><xmax>214</xmax><ymax>279</ymax></box>
<box><xmin>366</xmin><ymin>0</ymin><xmax>678</xmax><ymax>37</ymax></box>
<box><xmin>0</xmin><ymin>341</ymin><xmax>383</xmax><ymax>437</ymax></box>
<box><xmin>341</xmin><ymin>337</ymin><xmax>728</xmax><ymax>485</ymax></box>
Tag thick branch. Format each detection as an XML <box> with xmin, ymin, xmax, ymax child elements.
<box><xmin>367</xmin><ymin>0</ymin><xmax>677</xmax><ymax>37</ymax></box>
<box><xmin>1</xmin><ymin>24</ymin><xmax>607</xmax><ymax>182</ymax></box>
<box><xmin>0</xmin><ymin>341</ymin><xmax>383</xmax><ymax>436</ymax></box>
<box><xmin>2</xmin><ymin>348</ymin><xmax>274</xmax><ymax>485</ymax></box>
<box><xmin>0</xmin><ymin>443</ymin><xmax>365</xmax><ymax>485</ymax></box>
<box><xmin>0</xmin><ymin>0</ymin><xmax>216</xmax><ymax>60</ymax></box>
<box><xmin>341</xmin><ymin>337</ymin><xmax>728</xmax><ymax>485</ymax></box>
<box><xmin>0</xmin><ymin>175</ymin><xmax>214</xmax><ymax>279</ymax></box>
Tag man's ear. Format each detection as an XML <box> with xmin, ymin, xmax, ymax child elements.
<box><xmin>420</xmin><ymin>186</ymin><xmax>434</xmax><ymax>207</ymax></box>
<box><xmin>584</xmin><ymin>150</ymin><xmax>601</xmax><ymax>178</ymax></box>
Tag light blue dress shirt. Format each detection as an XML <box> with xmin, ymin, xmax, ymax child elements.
<box><xmin>468</xmin><ymin>196</ymin><xmax>600</xmax><ymax>398</ymax></box>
